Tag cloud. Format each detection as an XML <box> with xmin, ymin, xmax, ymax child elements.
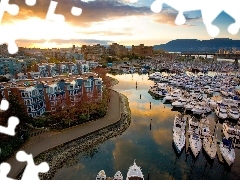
<box><xmin>7</xmin><ymin>0</ymin><xmax>152</xmax><ymax>27</ymax></box>
<box><xmin>15</xmin><ymin>38</ymin><xmax>113</xmax><ymax>47</ymax></box>
<box><xmin>83</xmin><ymin>31</ymin><xmax>132</xmax><ymax>36</ymax></box>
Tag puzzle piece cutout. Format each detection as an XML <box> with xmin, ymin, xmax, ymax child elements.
<box><xmin>46</xmin><ymin>0</ymin><xmax>82</xmax><ymax>22</ymax></box>
<box><xmin>0</xmin><ymin>99</ymin><xmax>9</xmax><ymax>111</ymax></box>
<box><xmin>0</xmin><ymin>116</ymin><xmax>19</xmax><ymax>136</ymax></box>
<box><xmin>150</xmin><ymin>0</ymin><xmax>240</xmax><ymax>37</ymax></box>
<box><xmin>0</xmin><ymin>99</ymin><xmax>19</xmax><ymax>136</ymax></box>
<box><xmin>0</xmin><ymin>163</ymin><xmax>15</xmax><ymax>180</ymax></box>
<box><xmin>16</xmin><ymin>151</ymin><xmax>49</xmax><ymax>180</ymax></box>
<box><xmin>0</xmin><ymin>0</ymin><xmax>19</xmax><ymax>23</ymax></box>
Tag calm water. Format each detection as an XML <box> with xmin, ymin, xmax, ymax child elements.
<box><xmin>53</xmin><ymin>73</ymin><xmax>240</xmax><ymax>180</ymax></box>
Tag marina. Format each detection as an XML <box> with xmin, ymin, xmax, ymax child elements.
<box><xmin>53</xmin><ymin>67</ymin><xmax>240</xmax><ymax>179</ymax></box>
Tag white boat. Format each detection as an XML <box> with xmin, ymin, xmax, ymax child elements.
<box><xmin>219</xmin><ymin>138</ymin><xmax>235</xmax><ymax>166</ymax></box>
<box><xmin>172</xmin><ymin>97</ymin><xmax>187</xmax><ymax>108</ymax></box>
<box><xmin>184</xmin><ymin>101</ymin><xmax>196</xmax><ymax>111</ymax></box>
<box><xmin>173</xmin><ymin>115</ymin><xmax>186</xmax><ymax>153</ymax></box>
<box><xmin>189</xmin><ymin>132</ymin><xmax>202</xmax><ymax>158</ymax></box>
<box><xmin>199</xmin><ymin>116</ymin><xmax>211</xmax><ymax>137</ymax></box>
<box><xmin>114</xmin><ymin>171</ymin><xmax>123</xmax><ymax>180</ymax></box>
<box><xmin>192</xmin><ymin>105</ymin><xmax>211</xmax><ymax>115</ymax></box>
<box><xmin>203</xmin><ymin>136</ymin><xmax>217</xmax><ymax>159</ymax></box>
<box><xmin>96</xmin><ymin>170</ymin><xmax>106</xmax><ymax>180</ymax></box>
<box><xmin>222</xmin><ymin>122</ymin><xmax>240</xmax><ymax>140</ymax></box>
<box><xmin>164</xmin><ymin>89</ymin><xmax>182</xmax><ymax>102</ymax></box>
<box><xmin>148</xmin><ymin>72</ymin><xmax>161</xmax><ymax>79</ymax></box>
<box><xmin>188</xmin><ymin>117</ymin><xmax>199</xmax><ymax>133</ymax></box>
<box><xmin>227</xmin><ymin>105</ymin><xmax>240</xmax><ymax>120</ymax></box>
<box><xmin>215</xmin><ymin>105</ymin><xmax>228</xmax><ymax>119</ymax></box>
<box><xmin>126</xmin><ymin>160</ymin><xmax>144</xmax><ymax>180</ymax></box>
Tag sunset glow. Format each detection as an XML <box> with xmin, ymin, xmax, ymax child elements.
<box><xmin>2</xmin><ymin>0</ymin><xmax>240</xmax><ymax>48</ymax></box>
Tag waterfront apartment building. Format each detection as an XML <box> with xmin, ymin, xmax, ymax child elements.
<box><xmin>107</xmin><ymin>43</ymin><xmax>129</xmax><ymax>56</ymax></box>
<box><xmin>0</xmin><ymin>72</ymin><xmax>103</xmax><ymax>118</ymax></box>
<box><xmin>81</xmin><ymin>44</ymin><xmax>106</xmax><ymax>60</ymax></box>
<box><xmin>0</xmin><ymin>57</ymin><xmax>27</xmax><ymax>75</ymax></box>
<box><xmin>131</xmin><ymin>44</ymin><xmax>154</xmax><ymax>57</ymax></box>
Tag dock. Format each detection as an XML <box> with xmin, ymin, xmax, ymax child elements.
<box><xmin>185</xmin><ymin>117</ymin><xmax>190</xmax><ymax>153</ymax></box>
<box><xmin>216</xmin><ymin>143</ymin><xmax>224</xmax><ymax>163</ymax></box>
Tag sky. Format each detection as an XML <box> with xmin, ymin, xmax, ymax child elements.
<box><xmin>1</xmin><ymin>0</ymin><xmax>240</xmax><ymax>48</ymax></box>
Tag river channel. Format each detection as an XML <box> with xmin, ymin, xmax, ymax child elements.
<box><xmin>53</xmin><ymin>73</ymin><xmax>240</xmax><ymax>180</ymax></box>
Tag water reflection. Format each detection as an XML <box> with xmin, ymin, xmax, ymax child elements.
<box><xmin>53</xmin><ymin>73</ymin><xmax>240</xmax><ymax>180</ymax></box>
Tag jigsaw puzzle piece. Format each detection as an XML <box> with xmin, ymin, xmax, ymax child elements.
<box><xmin>0</xmin><ymin>0</ymin><xmax>19</xmax><ymax>23</ymax></box>
<box><xmin>151</xmin><ymin>0</ymin><xmax>201</xmax><ymax>25</ymax></box>
<box><xmin>0</xmin><ymin>116</ymin><xmax>19</xmax><ymax>136</ymax></box>
<box><xmin>223</xmin><ymin>0</ymin><xmax>240</xmax><ymax>35</ymax></box>
<box><xmin>200</xmin><ymin>0</ymin><xmax>221</xmax><ymax>37</ymax></box>
<box><xmin>0</xmin><ymin>99</ymin><xmax>9</xmax><ymax>111</ymax></box>
<box><xmin>25</xmin><ymin>0</ymin><xmax>37</xmax><ymax>6</ymax></box>
<box><xmin>0</xmin><ymin>163</ymin><xmax>15</xmax><ymax>180</ymax></box>
<box><xmin>71</xmin><ymin>6</ymin><xmax>82</xmax><ymax>16</ymax></box>
<box><xmin>16</xmin><ymin>151</ymin><xmax>49</xmax><ymax>180</ymax></box>
<box><xmin>46</xmin><ymin>0</ymin><xmax>65</xmax><ymax>22</ymax></box>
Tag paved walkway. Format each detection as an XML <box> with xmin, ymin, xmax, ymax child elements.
<box><xmin>7</xmin><ymin>90</ymin><xmax>120</xmax><ymax>178</ymax></box>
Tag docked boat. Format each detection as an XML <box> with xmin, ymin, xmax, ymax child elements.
<box><xmin>172</xmin><ymin>97</ymin><xmax>188</xmax><ymax>108</ymax></box>
<box><xmin>203</xmin><ymin>136</ymin><xmax>217</xmax><ymax>159</ymax></box>
<box><xmin>114</xmin><ymin>171</ymin><xmax>123</xmax><ymax>180</ymax></box>
<box><xmin>184</xmin><ymin>101</ymin><xmax>197</xmax><ymax>111</ymax></box>
<box><xmin>199</xmin><ymin>116</ymin><xmax>211</xmax><ymax>137</ymax></box>
<box><xmin>222</xmin><ymin>122</ymin><xmax>240</xmax><ymax>140</ymax></box>
<box><xmin>227</xmin><ymin>105</ymin><xmax>240</xmax><ymax>120</ymax></box>
<box><xmin>192</xmin><ymin>104</ymin><xmax>211</xmax><ymax>115</ymax></box>
<box><xmin>96</xmin><ymin>170</ymin><xmax>106</xmax><ymax>180</ymax></box>
<box><xmin>219</xmin><ymin>138</ymin><xmax>235</xmax><ymax>166</ymax></box>
<box><xmin>189</xmin><ymin>132</ymin><xmax>202</xmax><ymax>158</ymax></box>
<box><xmin>164</xmin><ymin>89</ymin><xmax>182</xmax><ymax>102</ymax></box>
<box><xmin>215</xmin><ymin>104</ymin><xmax>228</xmax><ymax>119</ymax></box>
<box><xmin>173</xmin><ymin>115</ymin><xmax>186</xmax><ymax>153</ymax></box>
<box><xmin>126</xmin><ymin>160</ymin><xmax>144</xmax><ymax>180</ymax></box>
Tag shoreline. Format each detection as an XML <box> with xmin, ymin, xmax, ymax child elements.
<box><xmin>34</xmin><ymin>93</ymin><xmax>131</xmax><ymax>179</ymax></box>
<box><xmin>6</xmin><ymin>88</ymin><xmax>131</xmax><ymax>179</ymax></box>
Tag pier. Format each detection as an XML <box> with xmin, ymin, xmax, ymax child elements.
<box><xmin>180</xmin><ymin>52</ymin><xmax>240</xmax><ymax>59</ymax></box>
<box><xmin>216</xmin><ymin>144</ymin><xmax>224</xmax><ymax>163</ymax></box>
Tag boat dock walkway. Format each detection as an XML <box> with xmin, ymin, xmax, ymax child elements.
<box><xmin>216</xmin><ymin>143</ymin><xmax>224</xmax><ymax>163</ymax></box>
<box><xmin>185</xmin><ymin>117</ymin><xmax>190</xmax><ymax>153</ymax></box>
<box><xmin>7</xmin><ymin>90</ymin><xmax>121</xmax><ymax>178</ymax></box>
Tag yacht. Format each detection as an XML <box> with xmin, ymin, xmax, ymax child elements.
<box><xmin>126</xmin><ymin>160</ymin><xmax>144</xmax><ymax>180</ymax></box>
<box><xmin>227</xmin><ymin>105</ymin><xmax>240</xmax><ymax>120</ymax></box>
<box><xmin>219</xmin><ymin>138</ymin><xmax>235</xmax><ymax>166</ymax></box>
<box><xmin>114</xmin><ymin>171</ymin><xmax>123</xmax><ymax>180</ymax></box>
<box><xmin>222</xmin><ymin>122</ymin><xmax>240</xmax><ymax>140</ymax></box>
<box><xmin>96</xmin><ymin>170</ymin><xmax>106</xmax><ymax>180</ymax></box>
<box><xmin>192</xmin><ymin>104</ymin><xmax>211</xmax><ymax>115</ymax></box>
<box><xmin>172</xmin><ymin>97</ymin><xmax>187</xmax><ymax>108</ymax></box>
<box><xmin>148</xmin><ymin>72</ymin><xmax>161</xmax><ymax>79</ymax></box>
<box><xmin>203</xmin><ymin>136</ymin><xmax>217</xmax><ymax>159</ymax></box>
<box><xmin>189</xmin><ymin>132</ymin><xmax>202</xmax><ymax>158</ymax></box>
<box><xmin>199</xmin><ymin>116</ymin><xmax>211</xmax><ymax>137</ymax></box>
<box><xmin>215</xmin><ymin>105</ymin><xmax>228</xmax><ymax>119</ymax></box>
<box><xmin>184</xmin><ymin>101</ymin><xmax>197</xmax><ymax>111</ymax></box>
<box><xmin>173</xmin><ymin>115</ymin><xmax>186</xmax><ymax>153</ymax></box>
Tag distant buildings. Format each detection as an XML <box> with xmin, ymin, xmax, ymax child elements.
<box><xmin>81</xmin><ymin>44</ymin><xmax>106</xmax><ymax>61</ymax></box>
<box><xmin>107</xmin><ymin>43</ymin><xmax>129</xmax><ymax>56</ymax></box>
<box><xmin>0</xmin><ymin>57</ymin><xmax>27</xmax><ymax>75</ymax></box>
<box><xmin>131</xmin><ymin>44</ymin><xmax>153</xmax><ymax>57</ymax></box>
